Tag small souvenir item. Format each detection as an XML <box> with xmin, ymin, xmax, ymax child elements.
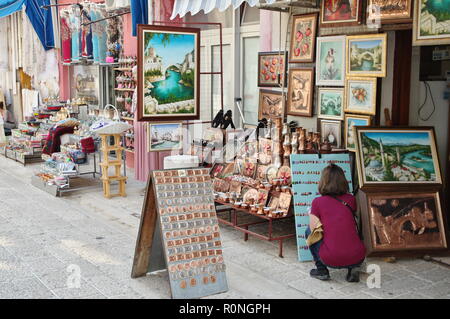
<box><xmin>278</xmin><ymin>192</ymin><xmax>292</xmax><ymax>212</ymax></box>
<box><xmin>266</xmin><ymin>165</ymin><xmax>279</xmax><ymax>184</ymax></box>
<box><xmin>257</xmin><ymin>189</ymin><xmax>269</xmax><ymax>206</ymax></box>
<box><xmin>277</xmin><ymin>166</ymin><xmax>292</xmax><ymax>185</ymax></box>
<box><xmin>243</xmin><ymin>158</ymin><xmax>257</xmax><ymax>179</ymax></box>
<box><xmin>243</xmin><ymin>188</ymin><xmax>259</xmax><ymax>205</ymax></box>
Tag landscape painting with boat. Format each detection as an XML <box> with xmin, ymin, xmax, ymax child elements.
<box><xmin>356</xmin><ymin>129</ymin><xmax>441</xmax><ymax>185</ymax></box>
<box><xmin>139</xmin><ymin>26</ymin><xmax>199</xmax><ymax>121</ymax></box>
<box><xmin>148</xmin><ymin>123</ymin><xmax>182</xmax><ymax>152</ymax></box>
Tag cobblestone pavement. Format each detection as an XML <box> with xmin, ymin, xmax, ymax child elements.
<box><xmin>0</xmin><ymin>157</ymin><xmax>449</xmax><ymax>299</ymax></box>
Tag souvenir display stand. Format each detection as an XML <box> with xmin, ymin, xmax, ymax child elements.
<box><xmin>99</xmin><ymin>133</ymin><xmax>127</xmax><ymax>198</ymax></box>
<box><xmin>132</xmin><ymin>168</ymin><xmax>228</xmax><ymax>299</ymax></box>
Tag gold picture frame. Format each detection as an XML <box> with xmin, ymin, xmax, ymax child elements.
<box><xmin>344</xmin><ymin>114</ymin><xmax>371</xmax><ymax>152</ymax></box>
<box><xmin>287</xmin><ymin>68</ymin><xmax>314</xmax><ymax>117</ymax></box>
<box><xmin>289</xmin><ymin>13</ymin><xmax>318</xmax><ymax>63</ymax></box>
<box><xmin>346</xmin><ymin>33</ymin><xmax>387</xmax><ymax>77</ymax></box>
<box><xmin>367</xmin><ymin>0</ymin><xmax>413</xmax><ymax>24</ymax></box>
<box><xmin>412</xmin><ymin>0</ymin><xmax>450</xmax><ymax>46</ymax></box>
<box><xmin>344</xmin><ymin>77</ymin><xmax>377</xmax><ymax>115</ymax></box>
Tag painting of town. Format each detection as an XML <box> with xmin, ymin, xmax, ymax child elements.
<box><xmin>148</xmin><ymin>123</ymin><xmax>182</xmax><ymax>152</ymax></box>
<box><xmin>356</xmin><ymin>128</ymin><xmax>442</xmax><ymax>185</ymax></box>
<box><xmin>413</xmin><ymin>0</ymin><xmax>450</xmax><ymax>45</ymax></box>
<box><xmin>367</xmin><ymin>192</ymin><xmax>446</xmax><ymax>251</ymax></box>
<box><xmin>138</xmin><ymin>26</ymin><xmax>199</xmax><ymax>121</ymax></box>
<box><xmin>347</xmin><ymin>33</ymin><xmax>387</xmax><ymax>77</ymax></box>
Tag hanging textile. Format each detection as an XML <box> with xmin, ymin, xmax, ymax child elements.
<box><xmin>25</xmin><ymin>0</ymin><xmax>55</xmax><ymax>50</ymax></box>
<box><xmin>106</xmin><ymin>15</ymin><xmax>123</xmax><ymax>61</ymax></box>
<box><xmin>170</xmin><ymin>0</ymin><xmax>277</xmax><ymax>19</ymax></box>
<box><xmin>130</xmin><ymin>0</ymin><xmax>148</xmax><ymax>37</ymax></box>
<box><xmin>0</xmin><ymin>0</ymin><xmax>26</xmax><ymax>18</ymax></box>
<box><xmin>81</xmin><ymin>3</ymin><xmax>93</xmax><ymax>59</ymax></box>
<box><xmin>70</xmin><ymin>4</ymin><xmax>81</xmax><ymax>62</ymax></box>
<box><xmin>60</xmin><ymin>10</ymin><xmax>72</xmax><ymax>63</ymax></box>
<box><xmin>90</xmin><ymin>6</ymin><xmax>99</xmax><ymax>62</ymax></box>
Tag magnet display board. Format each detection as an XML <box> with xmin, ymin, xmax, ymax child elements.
<box><xmin>131</xmin><ymin>167</ymin><xmax>228</xmax><ymax>299</ymax></box>
<box><xmin>290</xmin><ymin>154</ymin><xmax>353</xmax><ymax>261</ymax></box>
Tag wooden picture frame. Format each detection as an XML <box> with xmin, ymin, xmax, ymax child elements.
<box><xmin>287</xmin><ymin>68</ymin><xmax>315</xmax><ymax>117</ymax></box>
<box><xmin>320</xmin><ymin>0</ymin><xmax>363</xmax><ymax>28</ymax></box>
<box><xmin>318</xmin><ymin>87</ymin><xmax>345</xmax><ymax>120</ymax></box>
<box><xmin>358</xmin><ymin>190</ymin><xmax>447</xmax><ymax>256</ymax></box>
<box><xmin>354</xmin><ymin>126</ymin><xmax>443</xmax><ymax>187</ymax></box>
<box><xmin>412</xmin><ymin>0</ymin><xmax>450</xmax><ymax>46</ymax></box>
<box><xmin>316</xmin><ymin>35</ymin><xmax>346</xmax><ymax>87</ymax></box>
<box><xmin>367</xmin><ymin>0</ymin><xmax>413</xmax><ymax>24</ymax></box>
<box><xmin>344</xmin><ymin>77</ymin><xmax>377</xmax><ymax>115</ymax></box>
<box><xmin>258</xmin><ymin>89</ymin><xmax>284</xmax><ymax>120</ymax></box>
<box><xmin>346</xmin><ymin>33</ymin><xmax>387</xmax><ymax>78</ymax></box>
<box><xmin>319</xmin><ymin>119</ymin><xmax>342</xmax><ymax>149</ymax></box>
<box><xmin>344</xmin><ymin>114</ymin><xmax>371</xmax><ymax>152</ymax></box>
<box><xmin>137</xmin><ymin>24</ymin><xmax>200</xmax><ymax>121</ymax></box>
<box><xmin>289</xmin><ymin>13</ymin><xmax>318</xmax><ymax>63</ymax></box>
<box><xmin>147</xmin><ymin>122</ymin><xmax>183</xmax><ymax>152</ymax></box>
<box><xmin>257</xmin><ymin>51</ymin><xmax>288</xmax><ymax>87</ymax></box>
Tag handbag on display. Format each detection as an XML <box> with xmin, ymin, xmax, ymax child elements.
<box><xmin>89</xmin><ymin>104</ymin><xmax>132</xmax><ymax>135</ymax></box>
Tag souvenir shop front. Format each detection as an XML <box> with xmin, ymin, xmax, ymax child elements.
<box><xmin>0</xmin><ymin>0</ymin><xmax>449</xmax><ymax>299</ymax></box>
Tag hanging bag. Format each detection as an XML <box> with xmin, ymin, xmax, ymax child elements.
<box><xmin>90</xmin><ymin>104</ymin><xmax>132</xmax><ymax>135</ymax></box>
<box><xmin>330</xmin><ymin>195</ymin><xmax>362</xmax><ymax>239</ymax></box>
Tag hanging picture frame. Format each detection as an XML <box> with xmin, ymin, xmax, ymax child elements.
<box><xmin>346</xmin><ymin>33</ymin><xmax>387</xmax><ymax>78</ymax></box>
<box><xmin>412</xmin><ymin>0</ymin><xmax>450</xmax><ymax>46</ymax></box>
<box><xmin>367</xmin><ymin>0</ymin><xmax>413</xmax><ymax>24</ymax></box>
<box><xmin>148</xmin><ymin>122</ymin><xmax>183</xmax><ymax>152</ymax></box>
<box><xmin>354</xmin><ymin>126</ymin><xmax>442</xmax><ymax>186</ymax></box>
<box><xmin>316</xmin><ymin>35</ymin><xmax>346</xmax><ymax>86</ymax></box>
<box><xmin>287</xmin><ymin>68</ymin><xmax>315</xmax><ymax>117</ymax></box>
<box><xmin>319</xmin><ymin>119</ymin><xmax>342</xmax><ymax>149</ymax></box>
<box><xmin>257</xmin><ymin>51</ymin><xmax>288</xmax><ymax>87</ymax></box>
<box><xmin>318</xmin><ymin>87</ymin><xmax>345</xmax><ymax>120</ymax></box>
<box><xmin>344</xmin><ymin>114</ymin><xmax>371</xmax><ymax>152</ymax></box>
<box><xmin>137</xmin><ymin>25</ymin><xmax>200</xmax><ymax>121</ymax></box>
<box><xmin>344</xmin><ymin>77</ymin><xmax>377</xmax><ymax>115</ymax></box>
<box><xmin>258</xmin><ymin>90</ymin><xmax>284</xmax><ymax>120</ymax></box>
<box><xmin>289</xmin><ymin>13</ymin><xmax>318</xmax><ymax>63</ymax></box>
<box><xmin>320</xmin><ymin>0</ymin><xmax>363</xmax><ymax>27</ymax></box>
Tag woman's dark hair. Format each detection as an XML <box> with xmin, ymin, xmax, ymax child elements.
<box><xmin>318</xmin><ymin>163</ymin><xmax>349</xmax><ymax>196</ymax></box>
<box><xmin>0</xmin><ymin>101</ymin><xmax>4</xmax><ymax>109</ymax></box>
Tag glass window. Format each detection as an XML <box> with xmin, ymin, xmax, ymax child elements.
<box><xmin>242</xmin><ymin>36</ymin><xmax>259</xmax><ymax>125</ymax></box>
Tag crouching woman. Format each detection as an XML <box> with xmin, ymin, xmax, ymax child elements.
<box><xmin>305</xmin><ymin>164</ymin><xmax>366</xmax><ymax>282</ymax></box>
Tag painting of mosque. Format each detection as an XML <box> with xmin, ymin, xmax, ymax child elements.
<box><xmin>355</xmin><ymin>128</ymin><xmax>442</xmax><ymax>186</ymax></box>
<box><xmin>366</xmin><ymin>192</ymin><xmax>447</xmax><ymax>251</ymax></box>
<box><xmin>346</xmin><ymin>33</ymin><xmax>387</xmax><ymax>77</ymax></box>
<box><xmin>413</xmin><ymin>0</ymin><xmax>450</xmax><ymax>46</ymax></box>
<box><xmin>137</xmin><ymin>25</ymin><xmax>200</xmax><ymax>121</ymax></box>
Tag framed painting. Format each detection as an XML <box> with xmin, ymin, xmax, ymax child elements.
<box><xmin>287</xmin><ymin>68</ymin><xmax>314</xmax><ymax>117</ymax></box>
<box><xmin>319</xmin><ymin>119</ymin><xmax>342</xmax><ymax>149</ymax></box>
<box><xmin>346</xmin><ymin>33</ymin><xmax>387</xmax><ymax>77</ymax></box>
<box><xmin>320</xmin><ymin>0</ymin><xmax>363</xmax><ymax>27</ymax></box>
<box><xmin>258</xmin><ymin>90</ymin><xmax>284</xmax><ymax>120</ymax></box>
<box><xmin>413</xmin><ymin>0</ymin><xmax>450</xmax><ymax>46</ymax></box>
<box><xmin>289</xmin><ymin>13</ymin><xmax>318</xmax><ymax>63</ymax></box>
<box><xmin>137</xmin><ymin>25</ymin><xmax>200</xmax><ymax>121</ymax></box>
<box><xmin>361</xmin><ymin>191</ymin><xmax>447</xmax><ymax>253</ymax></box>
<box><xmin>258</xmin><ymin>51</ymin><xmax>288</xmax><ymax>87</ymax></box>
<box><xmin>344</xmin><ymin>77</ymin><xmax>377</xmax><ymax>115</ymax></box>
<box><xmin>344</xmin><ymin>114</ymin><xmax>371</xmax><ymax>152</ymax></box>
<box><xmin>318</xmin><ymin>87</ymin><xmax>344</xmax><ymax>120</ymax></box>
<box><xmin>367</xmin><ymin>0</ymin><xmax>413</xmax><ymax>24</ymax></box>
<box><xmin>354</xmin><ymin>127</ymin><xmax>442</xmax><ymax>186</ymax></box>
<box><xmin>147</xmin><ymin>122</ymin><xmax>183</xmax><ymax>152</ymax></box>
<box><xmin>316</xmin><ymin>36</ymin><xmax>346</xmax><ymax>86</ymax></box>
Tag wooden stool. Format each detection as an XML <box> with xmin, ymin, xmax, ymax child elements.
<box><xmin>99</xmin><ymin>134</ymin><xmax>127</xmax><ymax>198</ymax></box>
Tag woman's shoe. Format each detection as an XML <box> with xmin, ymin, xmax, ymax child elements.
<box><xmin>310</xmin><ymin>268</ymin><xmax>330</xmax><ymax>281</ymax></box>
<box><xmin>346</xmin><ymin>268</ymin><xmax>360</xmax><ymax>283</ymax></box>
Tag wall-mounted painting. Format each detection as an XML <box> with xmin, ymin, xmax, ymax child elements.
<box><xmin>287</xmin><ymin>68</ymin><xmax>314</xmax><ymax>117</ymax></box>
<box><xmin>289</xmin><ymin>13</ymin><xmax>318</xmax><ymax>63</ymax></box>
<box><xmin>138</xmin><ymin>25</ymin><xmax>200</xmax><ymax>121</ymax></box>
<box><xmin>316</xmin><ymin>35</ymin><xmax>346</xmax><ymax>86</ymax></box>
<box><xmin>258</xmin><ymin>51</ymin><xmax>288</xmax><ymax>87</ymax></box>
<box><xmin>258</xmin><ymin>90</ymin><xmax>284</xmax><ymax>120</ymax></box>
<box><xmin>319</xmin><ymin>119</ymin><xmax>342</xmax><ymax>149</ymax></box>
<box><xmin>320</xmin><ymin>0</ymin><xmax>363</xmax><ymax>27</ymax></box>
<box><xmin>344</xmin><ymin>114</ymin><xmax>371</xmax><ymax>152</ymax></box>
<box><xmin>318</xmin><ymin>87</ymin><xmax>344</xmax><ymax>120</ymax></box>
<box><xmin>354</xmin><ymin>127</ymin><xmax>442</xmax><ymax>186</ymax></box>
<box><xmin>362</xmin><ymin>192</ymin><xmax>447</xmax><ymax>253</ymax></box>
<box><xmin>367</xmin><ymin>0</ymin><xmax>413</xmax><ymax>24</ymax></box>
<box><xmin>413</xmin><ymin>0</ymin><xmax>450</xmax><ymax>46</ymax></box>
<box><xmin>147</xmin><ymin>122</ymin><xmax>183</xmax><ymax>152</ymax></box>
<box><xmin>344</xmin><ymin>77</ymin><xmax>377</xmax><ymax>115</ymax></box>
<box><xmin>346</xmin><ymin>33</ymin><xmax>387</xmax><ymax>77</ymax></box>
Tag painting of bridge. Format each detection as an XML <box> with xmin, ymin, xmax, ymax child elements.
<box><xmin>346</xmin><ymin>33</ymin><xmax>387</xmax><ymax>77</ymax></box>
<box><xmin>413</xmin><ymin>0</ymin><xmax>450</xmax><ymax>45</ymax></box>
<box><xmin>138</xmin><ymin>25</ymin><xmax>200</xmax><ymax>121</ymax></box>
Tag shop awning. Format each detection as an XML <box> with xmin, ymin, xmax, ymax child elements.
<box><xmin>0</xmin><ymin>0</ymin><xmax>26</xmax><ymax>18</ymax></box>
<box><xmin>25</xmin><ymin>0</ymin><xmax>55</xmax><ymax>50</ymax></box>
<box><xmin>170</xmin><ymin>0</ymin><xmax>277</xmax><ymax>19</ymax></box>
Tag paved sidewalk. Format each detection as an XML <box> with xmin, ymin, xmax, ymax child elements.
<box><xmin>0</xmin><ymin>157</ymin><xmax>449</xmax><ymax>299</ymax></box>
